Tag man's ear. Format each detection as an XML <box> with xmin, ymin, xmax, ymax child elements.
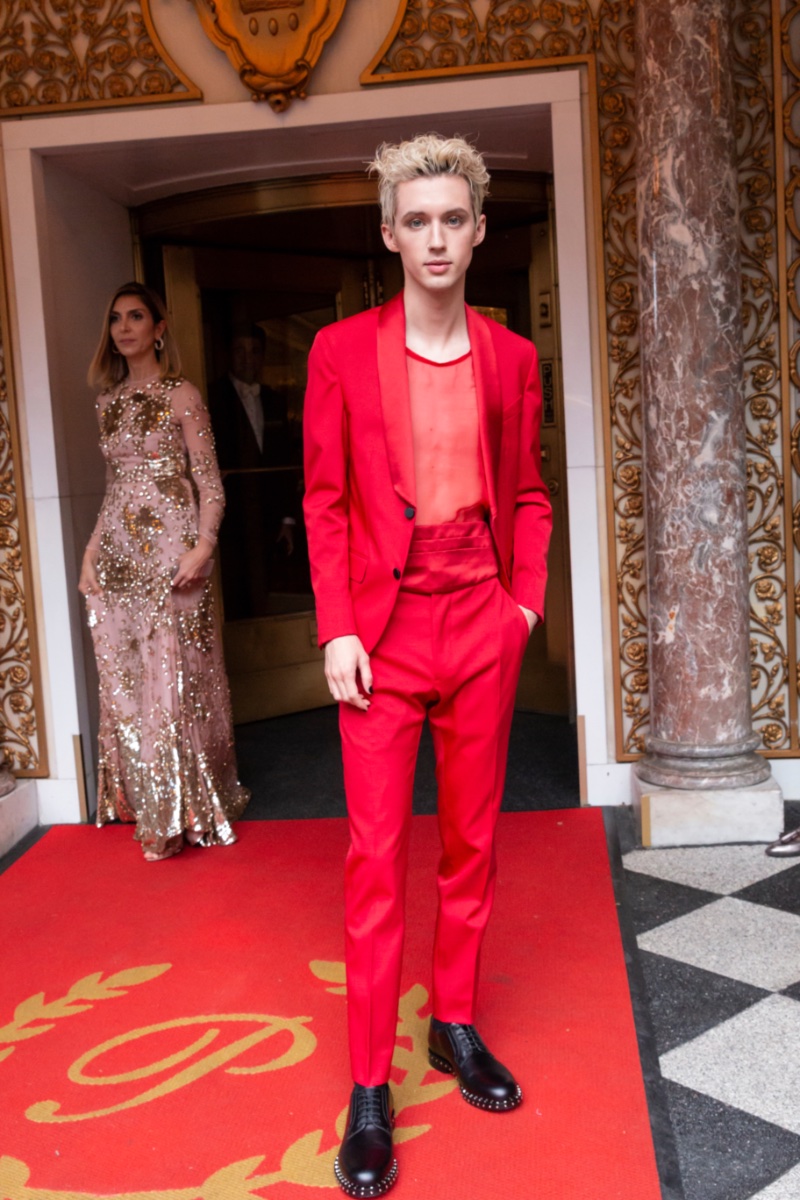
<box><xmin>381</xmin><ymin>222</ymin><xmax>400</xmax><ymax>254</ymax></box>
<box><xmin>473</xmin><ymin>213</ymin><xmax>487</xmax><ymax>248</ymax></box>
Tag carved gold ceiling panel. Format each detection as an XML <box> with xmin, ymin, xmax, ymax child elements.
<box><xmin>0</xmin><ymin>0</ymin><xmax>201</xmax><ymax>116</ymax></box>
<box><xmin>364</xmin><ymin>0</ymin><xmax>799</xmax><ymax>759</ymax></box>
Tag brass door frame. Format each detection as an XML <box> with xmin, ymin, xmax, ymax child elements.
<box><xmin>133</xmin><ymin>173</ymin><xmax>549</xmax><ymax>246</ymax></box>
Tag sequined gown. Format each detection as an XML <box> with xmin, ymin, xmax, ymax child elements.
<box><xmin>86</xmin><ymin>374</ymin><xmax>249</xmax><ymax>853</ymax></box>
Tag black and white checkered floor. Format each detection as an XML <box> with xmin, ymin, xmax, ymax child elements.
<box><xmin>614</xmin><ymin>802</ymin><xmax>800</xmax><ymax>1200</ymax></box>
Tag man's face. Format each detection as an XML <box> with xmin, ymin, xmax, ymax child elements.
<box><xmin>231</xmin><ymin>336</ymin><xmax>264</xmax><ymax>385</ymax></box>
<box><xmin>381</xmin><ymin>174</ymin><xmax>486</xmax><ymax>295</ymax></box>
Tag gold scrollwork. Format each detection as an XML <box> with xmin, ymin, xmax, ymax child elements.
<box><xmin>0</xmin><ymin>277</ymin><xmax>44</xmax><ymax>773</ymax></box>
<box><xmin>0</xmin><ymin>0</ymin><xmax>201</xmax><ymax>117</ymax></box>
<box><xmin>734</xmin><ymin>1</ymin><xmax>791</xmax><ymax>750</ymax></box>
<box><xmin>782</xmin><ymin>1</ymin><xmax>800</xmax><ymax>739</ymax></box>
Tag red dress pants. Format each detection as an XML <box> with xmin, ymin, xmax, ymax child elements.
<box><xmin>340</xmin><ymin>521</ymin><xmax>530</xmax><ymax>1085</ymax></box>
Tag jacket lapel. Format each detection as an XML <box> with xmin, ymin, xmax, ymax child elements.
<box><xmin>377</xmin><ymin>293</ymin><xmax>416</xmax><ymax>507</ymax></box>
<box><xmin>467</xmin><ymin>305</ymin><xmax>502</xmax><ymax>518</ymax></box>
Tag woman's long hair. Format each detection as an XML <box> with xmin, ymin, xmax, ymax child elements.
<box><xmin>87</xmin><ymin>282</ymin><xmax>182</xmax><ymax>391</ymax></box>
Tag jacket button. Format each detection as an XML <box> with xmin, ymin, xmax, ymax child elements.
<box><xmin>404</xmin><ymin>506</ymin><xmax>415</xmax><ymax>519</ymax></box>
<box><xmin>393</xmin><ymin>568</ymin><xmax>401</xmax><ymax>580</ymax></box>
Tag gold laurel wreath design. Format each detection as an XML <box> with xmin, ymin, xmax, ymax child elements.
<box><xmin>1</xmin><ymin>960</ymin><xmax>457</xmax><ymax>1197</ymax></box>
<box><xmin>0</xmin><ymin>964</ymin><xmax>172</xmax><ymax>1065</ymax></box>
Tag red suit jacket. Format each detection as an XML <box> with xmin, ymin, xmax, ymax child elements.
<box><xmin>303</xmin><ymin>292</ymin><xmax>552</xmax><ymax>652</ymax></box>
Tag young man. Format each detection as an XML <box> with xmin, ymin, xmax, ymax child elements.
<box><xmin>303</xmin><ymin>135</ymin><xmax>552</xmax><ymax>1197</ymax></box>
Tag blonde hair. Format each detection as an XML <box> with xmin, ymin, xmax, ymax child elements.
<box><xmin>369</xmin><ymin>134</ymin><xmax>490</xmax><ymax>229</ymax></box>
<box><xmin>88</xmin><ymin>282</ymin><xmax>181</xmax><ymax>391</ymax></box>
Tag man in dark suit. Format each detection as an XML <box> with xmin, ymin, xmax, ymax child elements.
<box><xmin>209</xmin><ymin>326</ymin><xmax>297</xmax><ymax>619</ymax></box>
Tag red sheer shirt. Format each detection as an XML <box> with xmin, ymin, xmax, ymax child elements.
<box><xmin>407</xmin><ymin>348</ymin><xmax>487</xmax><ymax>525</ymax></box>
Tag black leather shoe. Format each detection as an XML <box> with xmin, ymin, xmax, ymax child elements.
<box><xmin>334</xmin><ymin>1083</ymin><xmax>397</xmax><ymax>1197</ymax></box>
<box><xmin>428</xmin><ymin>1017</ymin><xmax>523</xmax><ymax>1112</ymax></box>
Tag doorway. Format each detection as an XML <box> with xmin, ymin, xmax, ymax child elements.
<box><xmin>136</xmin><ymin>171</ymin><xmax>574</xmax><ymax>725</ymax></box>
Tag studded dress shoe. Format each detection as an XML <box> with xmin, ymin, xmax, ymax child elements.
<box><xmin>428</xmin><ymin>1017</ymin><xmax>523</xmax><ymax>1111</ymax></box>
<box><xmin>334</xmin><ymin>1083</ymin><xmax>397</xmax><ymax>1197</ymax></box>
<box><xmin>766</xmin><ymin>826</ymin><xmax>800</xmax><ymax>857</ymax></box>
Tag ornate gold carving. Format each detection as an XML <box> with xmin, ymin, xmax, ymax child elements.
<box><xmin>362</xmin><ymin>0</ymin><xmax>598</xmax><ymax>77</ymax></box>
<box><xmin>0</xmin><ymin>251</ymin><xmax>44</xmax><ymax>774</ymax></box>
<box><xmin>189</xmin><ymin>0</ymin><xmax>349</xmax><ymax>111</ymax></box>
<box><xmin>0</xmin><ymin>0</ymin><xmax>201</xmax><ymax>116</ymax></box>
<box><xmin>735</xmin><ymin>1</ymin><xmax>791</xmax><ymax>751</ymax></box>
<box><xmin>780</xmin><ymin>0</ymin><xmax>800</xmax><ymax>747</ymax></box>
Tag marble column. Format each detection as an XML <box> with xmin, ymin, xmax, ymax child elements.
<box><xmin>634</xmin><ymin>0</ymin><xmax>771</xmax><ymax>794</ymax></box>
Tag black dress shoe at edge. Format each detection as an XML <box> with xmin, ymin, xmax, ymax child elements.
<box><xmin>334</xmin><ymin>1082</ymin><xmax>398</xmax><ymax>1198</ymax></box>
<box><xmin>428</xmin><ymin>1017</ymin><xmax>523</xmax><ymax>1112</ymax></box>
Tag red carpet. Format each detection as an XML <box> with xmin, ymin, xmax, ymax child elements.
<box><xmin>0</xmin><ymin>812</ymin><xmax>660</xmax><ymax>1199</ymax></box>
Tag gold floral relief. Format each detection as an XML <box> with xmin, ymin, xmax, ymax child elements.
<box><xmin>365</xmin><ymin>0</ymin><xmax>800</xmax><ymax>759</ymax></box>
<box><xmin>0</xmin><ymin>0</ymin><xmax>201</xmax><ymax>116</ymax></box>
<box><xmin>0</xmin><ymin>280</ymin><xmax>43</xmax><ymax>774</ymax></box>
<box><xmin>733</xmin><ymin>1</ymin><xmax>791</xmax><ymax>752</ymax></box>
<box><xmin>782</xmin><ymin>1</ymin><xmax>800</xmax><ymax>747</ymax></box>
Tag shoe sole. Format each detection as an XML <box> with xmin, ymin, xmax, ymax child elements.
<box><xmin>428</xmin><ymin>1049</ymin><xmax>524</xmax><ymax>1112</ymax></box>
<box><xmin>333</xmin><ymin>1156</ymin><xmax>398</xmax><ymax>1197</ymax></box>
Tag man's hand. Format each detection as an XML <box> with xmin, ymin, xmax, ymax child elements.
<box><xmin>325</xmin><ymin>635</ymin><xmax>372</xmax><ymax>710</ymax></box>
<box><xmin>277</xmin><ymin>519</ymin><xmax>295</xmax><ymax>556</ymax></box>
<box><xmin>519</xmin><ymin>605</ymin><xmax>538</xmax><ymax>636</ymax></box>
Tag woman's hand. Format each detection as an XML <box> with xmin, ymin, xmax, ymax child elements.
<box><xmin>78</xmin><ymin>550</ymin><xmax>100</xmax><ymax>597</ymax></box>
<box><xmin>172</xmin><ymin>539</ymin><xmax>213</xmax><ymax>589</ymax></box>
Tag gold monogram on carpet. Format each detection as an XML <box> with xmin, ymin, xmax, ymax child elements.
<box><xmin>0</xmin><ymin>960</ymin><xmax>456</xmax><ymax>1195</ymax></box>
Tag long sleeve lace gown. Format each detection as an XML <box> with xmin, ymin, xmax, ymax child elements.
<box><xmin>85</xmin><ymin>374</ymin><xmax>249</xmax><ymax>854</ymax></box>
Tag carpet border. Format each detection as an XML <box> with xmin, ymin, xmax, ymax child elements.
<box><xmin>0</xmin><ymin>825</ymin><xmax>49</xmax><ymax>877</ymax></box>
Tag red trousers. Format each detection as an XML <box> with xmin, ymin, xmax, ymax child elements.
<box><xmin>340</xmin><ymin>521</ymin><xmax>530</xmax><ymax>1085</ymax></box>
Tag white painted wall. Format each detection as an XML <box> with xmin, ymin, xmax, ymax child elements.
<box><xmin>1</xmin><ymin>71</ymin><xmax>640</xmax><ymax>823</ymax></box>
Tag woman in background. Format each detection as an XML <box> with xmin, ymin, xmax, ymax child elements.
<box><xmin>79</xmin><ymin>282</ymin><xmax>249</xmax><ymax>861</ymax></box>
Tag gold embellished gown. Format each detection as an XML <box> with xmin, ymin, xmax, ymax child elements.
<box><xmin>86</xmin><ymin>374</ymin><xmax>249</xmax><ymax>853</ymax></box>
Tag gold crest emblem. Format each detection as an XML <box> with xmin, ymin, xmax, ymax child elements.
<box><xmin>190</xmin><ymin>0</ymin><xmax>349</xmax><ymax>111</ymax></box>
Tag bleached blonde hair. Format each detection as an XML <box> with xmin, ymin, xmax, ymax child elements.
<box><xmin>369</xmin><ymin>134</ymin><xmax>490</xmax><ymax>229</ymax></box>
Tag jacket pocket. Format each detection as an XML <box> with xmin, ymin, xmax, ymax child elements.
<box><xmin>349</xmin><ymin>549</ymin><xmax>367</xmax><ymax>583</ymax></box>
